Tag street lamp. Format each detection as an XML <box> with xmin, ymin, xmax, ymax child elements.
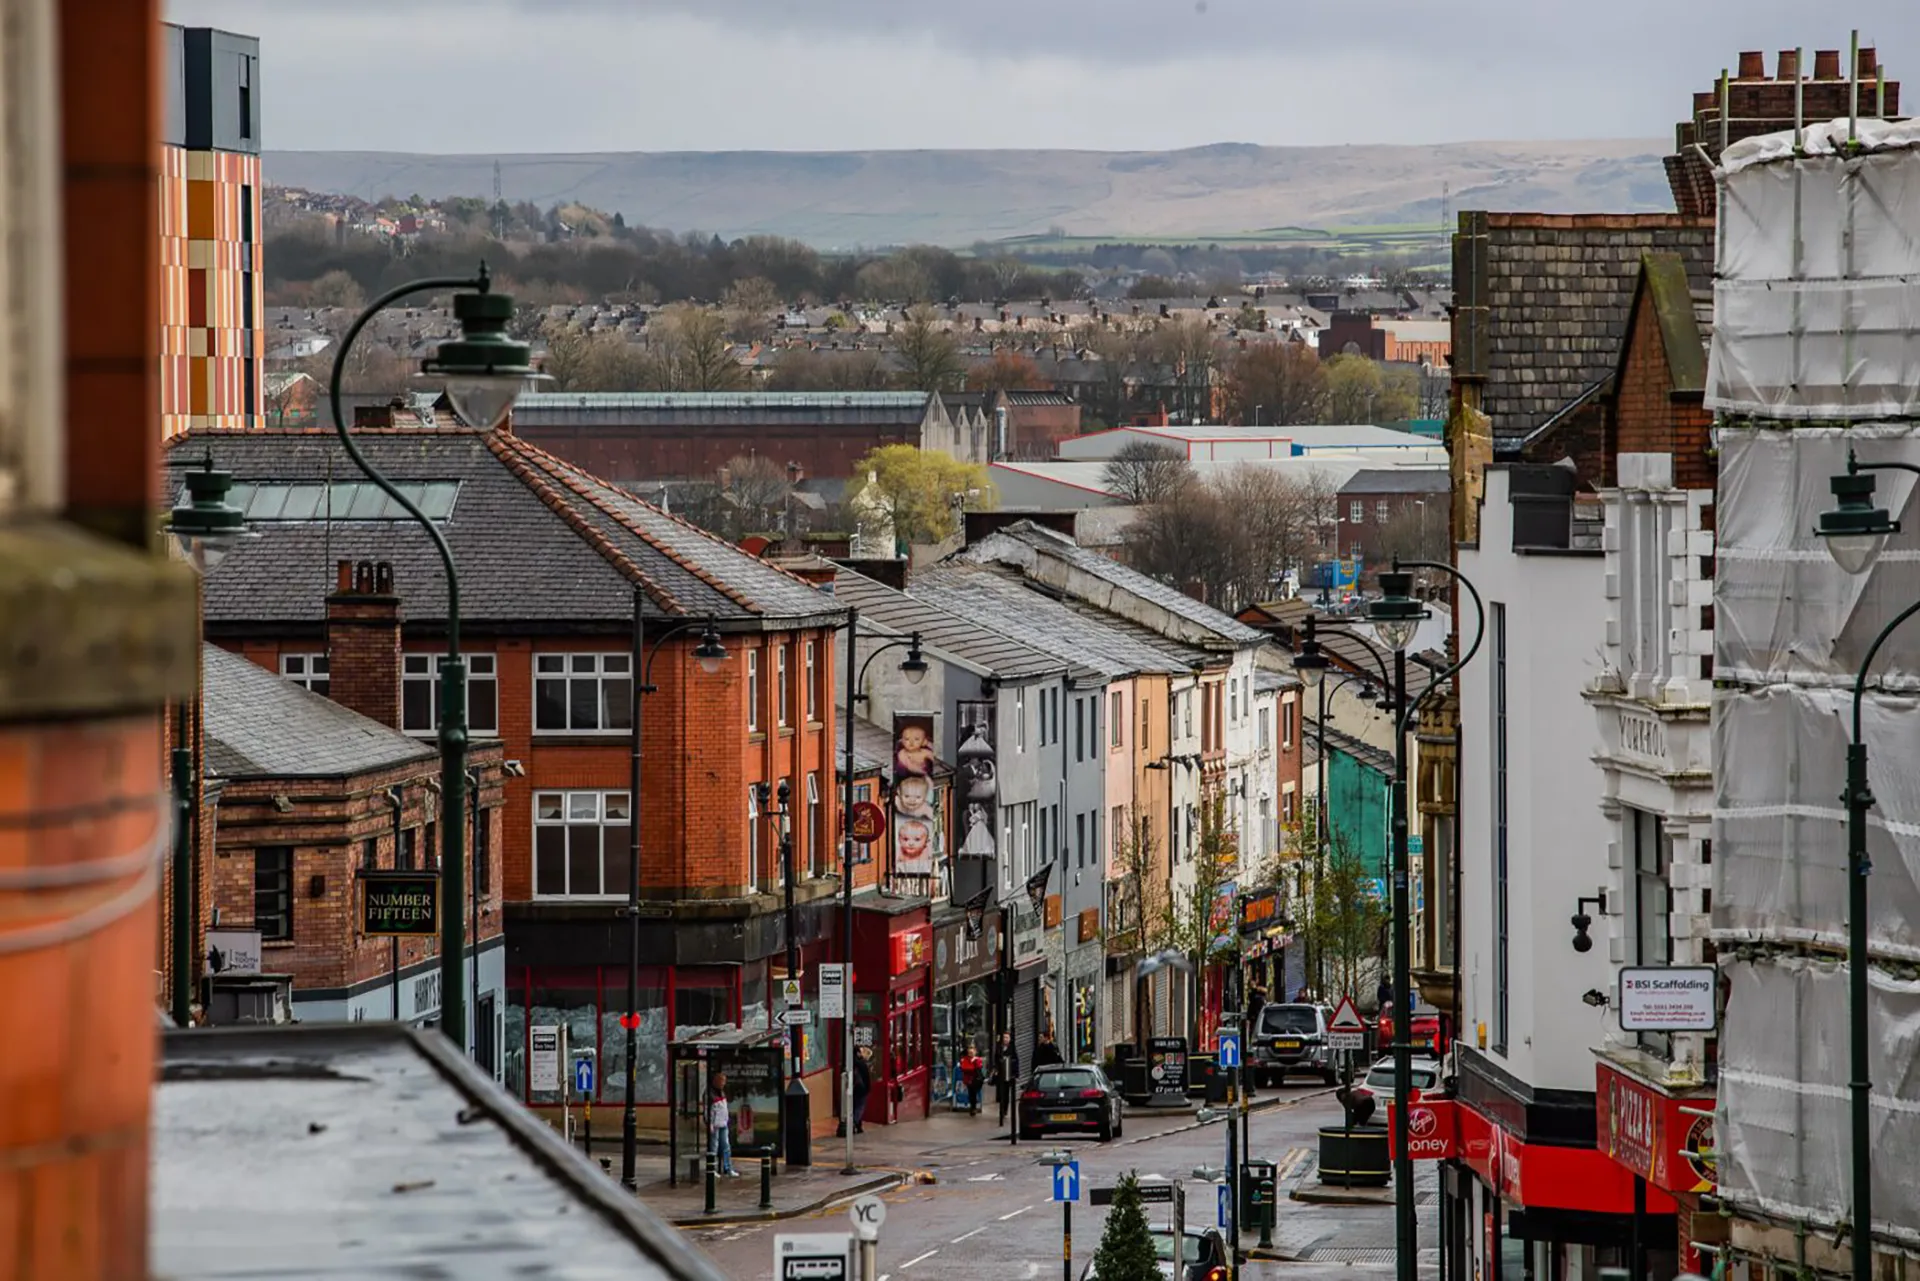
<box><xmin>165</xmin><ymin>452</ymin><xmax>256</xmax><ymax>572</ymax></box>
<box><xmin>758</xmin><ymin>777</ymin><xmax>811</xmax><ymax>1168</ymax></box>
<box><xmin>1362</xmin><ymin>563</ymin><xmax>1485</xmax><ymax>1281</ymax></box>
<box><xmin>619</xmin><ymin>600</ymin><xmax>727</xmax><ymax>1190</ymax></box>
<box><xmin>1815</xmin><ymin>449</ymin><xmax>1920</xmax><ymax>1281</ymax></box>
<box><xmin>841</xmin><ymin>617</ymin><xmax>928</xmax><ymax>1172</ymax></box>
<box><xmin>326</xmin><ymin>264</ymin><xmax>546</xmax><ymax>1056</ymax></box>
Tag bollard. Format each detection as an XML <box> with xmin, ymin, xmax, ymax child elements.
<box><xmin>704</xmin><ymin>1143</ymin><xmax>717</xmax><ymax>1215</ymax></box>
<box><xmin>760</xmin><ymin>1153</ymin><xmax>775</xmax><ymax>1211</ymax></box>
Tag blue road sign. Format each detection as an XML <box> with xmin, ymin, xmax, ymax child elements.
<box><xmin>1052</xmin><ymin>1161</ymin><xmax>1081</xmax><ymax>1202</ymax></box>
<box><xmin>573</xmin><ymin>1055</ymin><xmax>594</xmax><ymax>1096</ymax></box>
<box><xmin>1218</xmin><ymin>1181</ymin><xmax>1232</xmax><ymax>1227</ymax></box>
<box><xmin>1216</xmin><ymin>1031</ymin><xmax>1242</xmax><ymax>1068</ymax></box>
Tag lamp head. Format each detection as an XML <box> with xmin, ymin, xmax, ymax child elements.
<box><xmin>164</xmin><ymin>452</ymin><xmax>253</xmax><ymax>572</ymax></box>
<box><xmin>415</xmin><ymin>266</ymin><xmax>550</xmax><ymax>430</ymax></box>
<box><xmin>1817</xmin><ymin>463</ymin><xmax>1897</xmax><ymax>575</ymax></box>
<box><xmin>693</xmin><ymin>618</ymin><xmax>728</xmax><ymax>675</ymax></box>
<box><xmin>1292</xmin><ymin>624</ymin><xmax>1329</xmax><ymax>689</ymax></box>
<box><xmin>900</xmin><ymin>631</ymin><xmax>929</xmax><ymax>685</ymax></box>
<box><xmin>1366</xmin><ymin>570</ymin><xmax>1429</xmax><ymax>652</ymax></box>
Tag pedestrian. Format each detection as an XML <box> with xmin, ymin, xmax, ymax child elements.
<box><xmin>991</xmin><ymin>1031</ymin><xmax>1022</xmax><ymax>1127</ymax></box>
<box><xmin>958</xmin><ymin>1042</ymin><xmax>985</xmax><ymax>1114</ymax></box>
<box><xmin>851</xmin><ymin>1046</ymin><xmax>872</xmax><ymax>1134</ymax></box>
<box><xmin>708</xmin><ymin>1071</ymin><xmax>740</xmax><ymax>1177</ymax></box>
<box><xmin>1246</xmin><ymin>985</ymin><xmax>1268</xmax><ymax>1034</ymax></box>
<box><xmin>1032</xmin><ymin>1029</ymin><xmax>1064</xmax><ymax>1069</ymax></box>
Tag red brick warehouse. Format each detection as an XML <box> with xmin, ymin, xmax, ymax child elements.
<box><xmin>165</xmin><ymin>424</ymin><xmax>848</xmax><ymax>1133</ymax></box>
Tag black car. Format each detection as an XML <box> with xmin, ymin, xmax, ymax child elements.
<box><xmin>1018</xmin><ymin>1064</ymin><xmax>1125</xmax><ymax>1141</ymax></box>
<box><xmin>1082</xmin><ymin>1226</ymin><xmax>1232</xmax><ymax>1280</ymax></box>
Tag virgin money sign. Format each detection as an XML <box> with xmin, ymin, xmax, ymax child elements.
<box><xmin>1384</xmin><ymin>1097</ymin><xmax>1457</xmax><ymax>1161</ymax></box>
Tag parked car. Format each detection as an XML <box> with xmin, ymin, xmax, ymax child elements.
<box><xmin>1018</xmin><ymin>1064</ymin><xmax>1125</xmax><ymax>1141</ymax></box>
<box><xmin>1247</xmin><ymin>1003</ymin><xmax>1337</xmax><ymax>1086</ymax></box>
<box><xmin>1377</xmin><ymin>1008</ymin><xmax>1452</xmax><ymax>1057</ymax></box>
<box><xmin>1081</xmin><ymin>1226</ymin><xmax>1232</xmax><ymax>1281</ymax></box>
<box><xmin>1349</xmin><ymin>1052</ymin><xmax>1443</xmax><ymax>1111</ymax></box>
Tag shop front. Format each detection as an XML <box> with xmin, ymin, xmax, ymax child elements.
<box><xmin>1594</xmin><ymin>1060</ymin><xmax>1719</xmax><ymax>1274</ymax></box>
<box><xmin>931</xmin><ymin>908</ymin><xmax>1002</xmax><ymax>1108</ymax></box>
<box><xmin>1446</xmin><ymin>1053</ymin><xmax>1681</xmax><ymax>1281</ymax></box>
<box><xmin>848</xmin><ymin>898</ymin><xmax>934</xmax><ymax>1126</ymax></box>
<box><xmin>1002</xmin><ymin>898</ymin><xmax>1049</xmax><ymax>1075</ymax></box>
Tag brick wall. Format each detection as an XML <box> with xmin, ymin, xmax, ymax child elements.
<box><xmin>1611</xmin><ymin>291</ymin><xmax>1715</xmax><ymax>491</ymax></box>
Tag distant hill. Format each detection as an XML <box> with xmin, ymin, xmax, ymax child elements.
<box><xmin>264</xmin><ymin>139</ymin><xmax>1674</xmax><ymax>250</ymax></box>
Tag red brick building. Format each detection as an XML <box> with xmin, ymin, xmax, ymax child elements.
<box><xmin>166</xmin><ymin>425</ymin><xmax>850</xmax><ymax>1131</ymax></box>
<box><xmin>200</xmin><ymin>640</ymin><xmax>507</xmax><ymax>1032</ymax></box>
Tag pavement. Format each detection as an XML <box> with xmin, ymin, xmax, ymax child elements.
<box><xmin>663</xmin><ymin>1081</ymin><xmax>1443</xmax><ymax>1280</ymax></box>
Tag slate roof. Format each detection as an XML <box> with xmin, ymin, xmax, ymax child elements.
<box><xmin>166</xmin><ymin>428</ymin><xmax>844</xmax><ymax>633</ymax></box>
<box><xmin>956</xmin><ymin>520</ymin><xmax>1268</xmax><ymax>648</ymax></box>
<box><xmin>831</xmin><ymin>570</ymin><xmax>1064</xmax><ymax>682</ymax></box>
<box><xmin>1337</xmin><ymin>469</ymin><xmax>1452</xmax><ymax>496</ymax></box>
<box><xmin>911</xmin><ymin>564</ymin><xmax>1200</xmax><ymax>683</ymax></box>
<box><xmin>1451</xmin><ymin>213</ymin><xmax>1714</xmax><ymax>450</ymax></box>
<box><xmin>510</xmin><ymin>391</ymin><xmax>933</xmax><ymax>429</ymax></box>
<box><xmin>201</xmin><ymin>645</ymin><xmax>435</xmax><ymax>781</ymax></box>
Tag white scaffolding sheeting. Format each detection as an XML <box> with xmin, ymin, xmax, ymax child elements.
<box><xmin>1714</xmin><ymin>425</ymin><xmax>1920</xmax><ymax>689</ymax></box>
<box><xmin>1707</xmin><ymin>120</ymin><xmax>1920</xmax><ymax>419</ymax></box>
<box><xmin>1717</xmin><ymin>957</ymin><xmax>1920</xmax><ymax>1246</ymax></box>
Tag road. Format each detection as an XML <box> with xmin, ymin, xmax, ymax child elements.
<box><xmin>681</xmin><ymin>1084</ymin><xmax>1439</xmax><ymax>1280</ymax></box>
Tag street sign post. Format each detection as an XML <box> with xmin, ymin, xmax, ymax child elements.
<box><xmin>530</xmin><ymin>1025</ymin><xmax>562</xmax><ymax>1093</ymax></box>
<box><xmin>848</xmin><ymin>1193</ymin><xmax>886</xmax><ymax>1241</ymax></box>
<box><xmin>1047</xmin><ymin>1158</ymin><xmax>1080</xmax><ymax>1281</ymax></box>
<box><xmin>783</xmin><ymin>978</ymin><xmax>804</xmax><ymax>1006</ymax></box>
<box><xmin>774</xmin><ymin>1232</ymin><xmax>852</xmax><ymax>1281</ymax></box>
<box><xmin>819</xmin><ymin>963</ymin><xmax>847</xmax><ymax>1020</ymax></box>
<box><xmin>572</xmin><ymin>1051</ymin><xmax>595</xmax><ymax>1096</ymax></box>
<box><xmin>780</xmin><ymin>1007</ymin><xmax>814</xmax><ymax>1027</ymax></box>
<box><xmin>1327</xmin><ymin>995</ymin><xmax>1367</xmax><ymax>1052</ymax></box>
<box><xmin>1216</xmin><ymin>1030</ymin><xmax>1242</xmax><ymax>1069</ymax></box>
<box><xmin>1051</xmin><ymin>1161</ymin><xmax>1080</xmax><ymax>1202</ymax></box>
<box><xmin>1218</xmin><ymin>1181</ymin><xmax>1232</xmax><ymax>1228</ymax></box>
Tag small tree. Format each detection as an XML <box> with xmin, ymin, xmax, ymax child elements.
<box><xmin>1090</xmin><ymin>1172</ymin><xmax>1161</xmax><ymax>1281</ymax></box>
<box><xmin>845</xmin><ymin>443</ymin><xmax>992</xmax><ymax>551</ymax></box>
<box><xmin>1304</xmin><ymin>828</ymin><xmax>1388</xmax><ymax>1006</ymax></box>
<box><xmin>892</xmin><ymin>304</ymin><xmax>965</xmax><ymax>393</ymax></box>
<box><xmin>1101</xmin><ymin>440</ymin><xmax>1191</xmax><ymax>505</ymax></box>
<box><xmin>1160</xmin><ymin>791</ymin><xmax>1238</xmax><ymax>1046</ymax></box>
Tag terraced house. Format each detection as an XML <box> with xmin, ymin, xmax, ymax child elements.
<box><xmin>165</xmin><ymin>425</ymin><xmax>848</xmax><ymax>1136</ymax></box>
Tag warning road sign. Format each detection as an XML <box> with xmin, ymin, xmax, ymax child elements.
<box><xmin>1327</xmin><ymin>995</ymin><xmax>1367</xmax><ymax>1051</ymax></box>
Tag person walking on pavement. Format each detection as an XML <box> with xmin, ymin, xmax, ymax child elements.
<box><xmin>850</xmin><ymin>1046</ymin><xmax>872</xmax><ymax>1134</ymax></box>
<box><xmin>1247</xmin><ymin>985</ymin><xmax>1268</xmax><ymax>1033</ymax></box>
<box><xmin>708</xmin><ymin>1071</ymin><xmax>739</xmax><ymax>1177</ymax></box>
<box><xmin>1031</xmin><ymin>1029</ymin><xmax>1065</xmax><ymax>1069</ymax></box>
<box><xmin>958</xmin><ymin>1042</ymin><xmax>985</xmax><ymax>1114</ymax></box>
<box><xmin>992</xmin><ymin>1031</ymin><xmax>1022</xmax><ymax>1127</ymax></box>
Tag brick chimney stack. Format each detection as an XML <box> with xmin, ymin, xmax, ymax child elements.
<box><xmin>1776</xmin><ymin>49</ymin><xmax>1800</xmax><ymax>81</ymax></box>
<box><xmin>1813</xmin><ymin>49</ymin><xmax>1842</xmax><ymax>80</ymax></box>
<box><xmin>326</xmin><ymin>558</ymin><xmax>402</xmax><ymax>728</ymax></box>
<box><xmin>1737</xmin><ymin>51</ymin><xmax>1765</xmax><ymax>80</ymax></box>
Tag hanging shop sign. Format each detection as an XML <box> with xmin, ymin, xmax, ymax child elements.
<box><xmin>848</xmin><ymin>802</ymin><xmax>887</xmax><ymax>844</ymax></box>
<box><xmin>361</xmin><ymin>870</ymin><xmax>439</xmax><ymax>937</ymax></box>
<box><xmin>1385</xmin><ymin>1097</ymin><xmax>1458</xmax><ymax>1160</ymax></box>
<box><xmin>1238</xmin><ymin>889</ymin><xmax>1279</xmax><ymax>934</ymax></box>
<box><xmin>890</xmin><ymin>925</ymin><xmax>931</xmax><ymax>972</ymax></box>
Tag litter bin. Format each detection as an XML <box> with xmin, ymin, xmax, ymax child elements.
<box><xmin>1119</xmin><ymin>1058</ymin><xmax>1150</xmax><ymax>1103</ymax></box>
<box><xmin>1188</xmin><ymin>1053</ymin><xmax>1225</xmax><ymax>1102</ymax></box>
<box><xmin>1318</xmin><ymin>1125</ymin><xmax>1390</xmax><ymax>1188</ymax></box>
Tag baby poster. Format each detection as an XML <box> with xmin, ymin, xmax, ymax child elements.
<box><xmin>891</xmin><ymin>711</ymin><xmax>939</xmax><ymax>876</ymax></box>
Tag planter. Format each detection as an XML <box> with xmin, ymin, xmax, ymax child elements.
<box><xmin>1317</xmin><ymin>1124</ymin><xmax>1390</xmax><ymax>1188</ymax></box>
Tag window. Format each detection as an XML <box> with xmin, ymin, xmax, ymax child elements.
<box><xmin>1016</xmin><ymin>688</ymin><xmax>1027</xmax><ymax>752</ymax></box>
<box><xmin>747</xmin><ymin>784</ymin><xmax>761</xmax><ymax>880</ymax></box>
<box><xmin>1492</xmin><ymin>602</ymin><xmax>1510</xmax><ymax>1055</ymax></box>
<box><xmin>1140</xmin><ymin>696</ymin><xmax>1149</xmax><ymax>741</ymax></box>
<box><xmin>240</xmin><ymin>183</ymin><xmax>253</xmax><ymax>244</ymax></box>
<box><xmin>237</xmin><ymin>53</ymin><xmax>252</xmax><ymax>139</ymax></box>
<box><xmin>1282</xmin><ymin>699</ymin><xmax>1295</xmax><ymax>748</ymax></box>
<box><xmin>1183</xmin><ymin>691</ymin><xmax>1193</xmax><ymax>738</ymax></box>
<box><xmin>776</xmin><ymin>644</ymin><xmax>790</xmax><ymax>726</ymax></box>
<box><xmin>1376</xmin><ymin>499</ymin><xmax>1390</xmax><ymax>523</ymax></box>
<box><xmin>1281</xmin><ymin>789</ymin><xmax>1295</xmax><ymax>823</ymax></box>
<box><xmin>532</xmin><ymin>791</ymin><xmax>631</xmax><ymax>897</ymax></box>
<box><xmin>361</xmin><ymin>837</ymin><xmax>378</xmax><ymax>872</ymax></box>
<box><xmin>1350</xmin><ymin>500</ymin><xmax>1364</xmax><ymax>524</ymax></box>
<box><xmin>804</xmin><ymin>641</ymin><xmax>818</xmax><ymax>720</ymax></box>
<box><xmin>475</xmin><ymin>804</ymin><xmax>491</xmax><ymax>897</ymax></box>
<box><xmin>1632</xmin><ymin>808</ymin><xmax>1672</xmax><ymax>1055</ymax></box>
<box><xmin>1076</xmin><ymin>812</ymin><xmax>1087</xmax><ymax>868</ymax></box>
<box><xmin>1111</xmin><ymin>691</ymin><xmax>1124</xmax><ymax>748</ymax></box>
<box><xmin>254</xmin><ymin>847</ymin><xmax>293</xmax><ymax>941</ymax></box>
<box><xmin>806</xmin><ymin>773</ymin><xmax>823</xmax><ymax>876</ymax></box>
<box><xmin>1258</xmin><ymin>708</ymin><xmax>1271</xmax><ymax>752</ymax></box>
<box><xmin>1074</xmin><ymin>697</ymin><xmax>1084</xmax><ymax>762</ymax></box>
<box><xmin>280</xmin><ymin>653</ymin><xmax>329</xmax><ymax>695</ymax></box>
<box><xmin>1039</xmin><ymin>805</ymin><xmax>1050</xmax><ymax>869</ymax></box>
<box><xmin>533</xmin><ymin>653</ymin><xmax>630</xmax><ymax>733</ymax></box>
<box><xmin>747</xmin><ymin>650</ymin><xmax>761</xmax><ymax>732</ymax></box>
<box><xmin>404</xmin><ymin>653</ymin><xmax>498</xmax><ymax>735</ymax></box>
<box><xmin>213</xmin><ymin>480</ymin><xmax>462</xmax><ymax>522</ymax></box>
<box><xmin>398</xmin><ymin>825</ymin><xmax>417</xmax><ymax>871</ymax></box>
<box><xmin>1229</xmin><ymin>680</ymin><xmax>1238</xmax><ymax>722</ymax></box>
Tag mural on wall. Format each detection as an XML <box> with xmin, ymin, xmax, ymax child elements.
<box><xmin>952</xmin><ymin>700</ymin><xmax>998</xmax><ymax>905</ymax></box>
<box><xmin>891</xmin><ymin>711</ymin><xmax>940</xmax><ymax>878</ymax></box>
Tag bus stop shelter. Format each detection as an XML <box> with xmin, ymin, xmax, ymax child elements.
<box><xmin>668</xmin><ymin>1024</ymin><xmax>787</xmax><ymax>1184</ymax></box>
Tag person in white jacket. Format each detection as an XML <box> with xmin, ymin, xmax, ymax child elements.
<box><xmin>708</xmin><ymin>1072</ymin><xmax>739</xmax><ymax>1177</ymax></box>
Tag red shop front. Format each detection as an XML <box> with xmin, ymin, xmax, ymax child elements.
<box><xmin>1594</xmin><ymin>1061</ymin><xmax>1720</xmax><ymax>1273</ymax></box>
<box><xmin>847</xmin><ymin>899</ymin><xmax>933</xmax><ymax>1126</ymax></box>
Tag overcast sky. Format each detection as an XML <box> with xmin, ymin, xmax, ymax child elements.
<box><xmin>165</xmin><ymin>1</ymin><xmax>1918</xmax><ymax>152</ymax></box>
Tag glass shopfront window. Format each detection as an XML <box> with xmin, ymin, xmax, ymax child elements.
<box><xmin>889</xmin><ymin>985</ymin><xmax>928</xmax><ymax>1078</ymax></box>
<box><xmin>509</xmin><ymin>965</ymin><xmax>748</xmax><ymax>1106</ymax></box>
<box><xmin>526</xmin><ymin>976</ymin><xmax>597</xmax><ymax>1107</ymax></box>
<box><xmin>600</xmin><ymin>974</ymin><xmax>667</xmax><ymax>1105</ymax></box>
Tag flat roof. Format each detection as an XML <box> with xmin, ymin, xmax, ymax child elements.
<box><xmin>153</xmin><ymin>1024</ymin><xmax>727</xmax><ymax>1281</ymax></box>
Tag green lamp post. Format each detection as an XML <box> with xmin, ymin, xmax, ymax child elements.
<box><xmin>1815</xmin><ymin>448</ymin><xmax>1915</xmax><ymax>1281</ymax></box>
<box><xmin>327</xmin><ymin>264</ymin><xmax>547</xmax><ymax>1054</ymax></box>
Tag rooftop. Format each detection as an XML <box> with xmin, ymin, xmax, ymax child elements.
<box><xmin>202</xmin><ymin>645</ymin><xmax>435</xmax><ymax>781</ymax></box>
<box><xmin>1338</xmin><ymin>469</ymin><xmax>1453</xmax><ymax>496</ymax></box>
<box><xmin>152</xmin><ymin>1024</ymin><xmax>726</xmax><ymax>1281</ymax></box>
<box><xmin>510</xmin><ymin>391</ymin><xmax>935</xmax><ymax>427</ymax></box>
<box><xmin>832</xmin><ymin>569</ymin><xmax>1065</xmax><ymax>682</ymax></box>
<box><xmin>167</xmin><ymin>428</ymin><xmax>843</xmax><ymax>633</ymax></box>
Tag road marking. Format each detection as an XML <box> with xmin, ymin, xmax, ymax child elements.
<box><xmin>999</xmin><ymin>1204</ymin><xmax>1036</xmax><ymax>1221</ymax></box>
<box><xmin>902</xmin><ymin>1249</ymin><xmax>940</xmax><ymax>1269</ymax></box>
<box><xmin>967</xmin><ymin>1172</ymin><xmax>1003</xmax><ymax>1181</ymax></box>
<box><xmin>952</xmin><ymin>1227</ymin><xmax>988</xmax><ymax>1244</ymax></box>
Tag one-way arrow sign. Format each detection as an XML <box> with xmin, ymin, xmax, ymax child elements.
<box><xmin>1052</xmin><ymin>1160</ymin><xmax>1081</xmax><ymax>1202</ymax></box>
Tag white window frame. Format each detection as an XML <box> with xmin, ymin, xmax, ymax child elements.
<box><xmin>1350</xmin><ymin>500</ymin><xmax>1364</xmax><ymax>524</ymax></box>
<box><xmin>747</xmin><ymin>649</ymin><xmax>761</xmax><ymax>733</ymax></box>
<box><xmin>804</xmin><ymin>641</ymin><xmax>818</xmax><ymax>721</ymax></box>
<box><xmin>280</xmin><ymin>652</ymin><xmax>330</xmax><ymax>695</ymax></box>
<box><xmin>1282</xmin><ymin>698</ymin><xmax>1295</xmax><ymax>749</ymax></box>
<box><xmin>776</xmin><ymin>643</ymin><xmax>790</xmax><ymax>726</ymax></box>
<box><xmin>1376</xmin><ymin>498</ymin><xmax>1390</xmax><ymax>524</ymax></box>
<box><xmin>531</xmin><ymin>789</ymin><xmax>631</xmax><ymax>898</ymax></box>
<box><xmin>405</xmin><ymin>652</ymin><xmax>499</xmax><ymax>736</ymax></box>
<box><xmin>1015</xmin><ymin>688</ymin><xmax>1027</xmax><ymax>753</ymax></box>
<box><xmin>532</xmin><ymin>652</ymin><xmax>630</xmax><ymax>734</ymax></box>
<box><xmin>1111</xmin><ymin>691</ymin><xmax>1123</xmax><ymax>748</ymax></box>
<box><xmin>1258</xmin><ymin>707</ymin><xmax>1270</xmax><ymax>753</ymax></box>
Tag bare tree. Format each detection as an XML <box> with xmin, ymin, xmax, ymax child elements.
<box><xmin>1119</xmin><ymin>464</ymin><xmax>1340</xmax><ymax>610</ymax></box>
<box><xmin>640</xmin><ymin>305</ymin><xmax>747</xmax><ymax>391</ymax></box>
<box><xmin>766</xmin><ymin>346</ymin><xmax>892</xmax><ymax>392</ymax></box>
<box><xmin>1101</xmin><ymin>440</ymin><xmax>1192</xmax><ymax>505</ymax></box>
<box><xmin>1376</xmin><ymin>498</ymin><xmax>1449</xmax><ymax>567</ymax></box>
<box><xmin>714</xmin><ymin>453</ymin><xmax>797</xmax><ymax>539</ymax></box>
<box><xmin>308</xmin><ymin>269</ymin><xmax>366</xmax><ymax>311</ymax></box>
<box><xmin>892</xmin><ymin>304</ymin><xmax>965</xmax><ymax>394</ymax></box>
<box><xmin>721</xmin><ymin>276</ymin><xmax>782</xmax><ymax>343</ymax></box>
<box><xmin>1222</xmin><ymin>341</ymin><xmax>1326</xmax><ymax>426</ymax></box>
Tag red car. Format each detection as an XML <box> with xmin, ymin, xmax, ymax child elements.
<box><xmin>1376</xmin><ymin>1010</ymin><xmax>1452</xmax><ymax>1057</ymax></box>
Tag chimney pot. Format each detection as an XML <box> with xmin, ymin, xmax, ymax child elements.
<box><xmin>1859</xmin><ymin>46</ymin><xmax>1879</xmax><ymax>79</ymax></box>
<box><xmin>1814</xmin><ymin>49</ymin><xmax>1841</xmax><ymax>80</ymax></box>
<box><xmin>336</xmin><ymin>559</ymin><xmax>352</xmax><ymax>591</ymax></box>
<box><xmin>1777</xmin><ymin>49</ymin><xmax>1799</xmax><ymax>81</ymax></box>
<box><xmin>1737</xmin><ymin>51</ymin><xmax>1764</xmax><ymax>80</ymax></box>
